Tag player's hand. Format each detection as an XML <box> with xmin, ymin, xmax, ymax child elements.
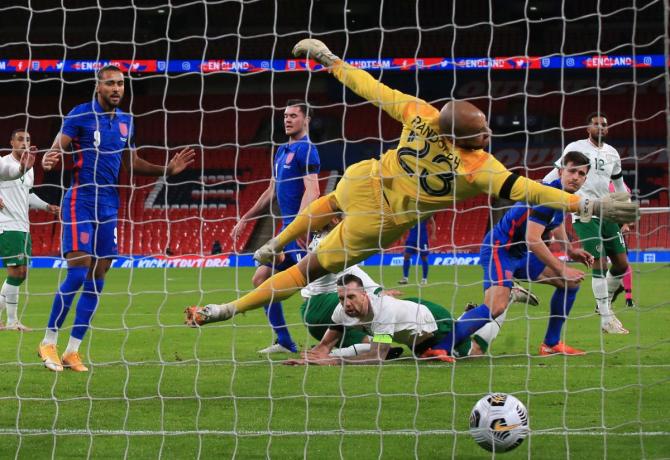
<box><xmin>46</xmin><ymin>204</ymin><xmax>60</xmax><ymax>215</ymax></box>
<box><xmin>41</xmin><ymin>150</ymin><xmax>61</xmax><ymax>171</ymax></box>
<box><xmin>580</xmin><ymin>193</ymin><xmax>639</xmax><ymax>224</ymax></box>
<box><xmin>283</xmin><ymin>358</ymin><xmax>307</xmax><ymax>366</ymax></box>
<box><xmin>621</xmin><ymin>223</ymin><xmax>630</xmax><ymax>233</ymax></box>
<box><xmin>231</xmin><ymin>219</ymin><xmax>248</xmax><ymax>243</ymax></box>
<box><xmin>560</xmin><ymin>266</ymin><xmax>585</xmax><ymax>283</ymax></box>
<box><xmin>381</xmin><ymin>289</ymin><xmax>403</xmax><ymax>297</ymax></box>
<box><xmin>568</xmin><ymin>249</ymin><xmax>594</xmax><ymax>268</ymax></box>
<box><xmin>19</xmin><ymin>146</ymin><xmax>37</xmax><ymax>174</ymax></box>
<box><xmin>166</xmin><ymin>147</ymin><xmax>196</xmax><ymax>176</ymax></box>
<box><xmin>292</xmin><ymin>39</ymin><xmax>340</xmax><ymax>67</ymax></box>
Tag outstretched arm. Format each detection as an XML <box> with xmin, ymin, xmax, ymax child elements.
<box><xmin>293</xmin><ymin>39</ymin><xmax>436</xmax><ymax>124</ymax></box>
<box><xmin>124</xmin><ymin>147</ymin><xmax>196</xmax><ymax>177</ymax></box>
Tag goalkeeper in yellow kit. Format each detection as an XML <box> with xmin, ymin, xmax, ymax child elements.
<box><xmin>185</xmin><ymin>39</ymin><xmax>637</xmax><ymax>331</ymax></box>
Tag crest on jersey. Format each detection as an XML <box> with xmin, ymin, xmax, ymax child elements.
<box><xmin>80</xmin><ymin>232</ymin><xmax>90</xmax><ymax>245</ymax></box>
<box><xmin>285</xmin><ymin>153</ymin><xmax>294</xmax><ymax>165</ymax></box>
<box><xmin>119</xmin><ymin>122</ymin><xmax>128</xmax><ymax>137</ymax></box>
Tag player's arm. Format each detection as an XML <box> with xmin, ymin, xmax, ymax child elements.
<box><xmin>232</xmin><ymin>179</ymin><xmax>275</xmax><ymax>241</ymax></box>
<box><xmin>299</xmin><ymin>174</ymin><xmax>320</xmax><ymax>212</ymax></box>
<box><xmin>0</xmin><ymin>148</ymin><xmax>36</xmax><ymax>180</ymax></box>
<box><xmin>338</xmin><ymin>339</ymin><xmax>391</xmax><ymax>364</ymax></box>
<box><xmin>526</xmin><ymin>219</ymin><xmax>583</xmax><ymax>281</ymax></box>
<box><xmin>310</xmin><ymin>326</ymin><xmax>343</xmax><ymax>356</ymax></box>
<box><xmin>472</xmin><ymin>156</ymin><xmax>637</xmax><ymax>224</ymax></box>
<box><xmin>427</xmin><ymin>216</ymin><xmax>437</xmax><ymax>240</ymax></box>
<box><xmin>552</xmin><ymin>223</ymin><xmax>594</xmax><ymax>267</ymax></box>
<box><xmin>124</xmin><ymin>147</ymin><xmax>195</xmax><ymax>177</ymax></box>
<box><xmin>293</xmin><ymin>39</ymin><xmax>435</xmax><ymax>124</ymax></box>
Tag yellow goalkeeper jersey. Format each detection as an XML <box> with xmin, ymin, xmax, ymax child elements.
<box><xmin>330</xmin><ymin>61</ymin><xmax>580</xmax><ymax>217</ymax></box>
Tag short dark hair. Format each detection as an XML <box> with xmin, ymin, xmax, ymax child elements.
<box><xmin>586</xmin><ymin>112</ymin><xmax>608</xmax><ymax>125</ymax></box>
<box><xmin>97</xmin><ymin>64</ymin><xmax>123</xmax><ymax>81</ymax></box>
<box><xmin>10</xmin><ymin>129</ymin><xmax>28</xmax><ymax>139</ymax></box>
<box><xmin>285</xmin><ymin>99</ymin><xmax>310</xmax><ymax>117</ymax></box>
<box><xmin>561</xmin><ymin>151</ymin><xmax>591</xmax><ymax>171</ymax></box>
<box><xmin>336</xmin><ymin>274</ymin><xmax>363</xmax><ymax>288</ymax></box>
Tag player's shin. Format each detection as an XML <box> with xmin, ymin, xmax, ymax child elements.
<box><xmin>69</xmin><ymin>278</ymin><xmax>104</xmax><ymax>353</ymax></box>
<box><xmin>2</xmin><ymin>277</ymin><xmax>22</xmax><ymax>325</ymax></box>
<box><xmin>233</xmin><ymin>265</ymin><xmax>307</xmax><ymax>313</ymax></box>
<box><xmin>544</xmin><ymin>286</ymin><xmax>579</xmax><ymax>347</ymax></box>
<box><xmin>435</xmin><ymin>304</ymin><xmax>493</xmax><ymax>353</ymax></box>
<box><xmin>471</xmin><ymin>308</ymin><xmax>508</xmax><ymax>354</ymax></box>
<box><xmin>275</xmin><ymin>195</ymin><xmax>338</xmax><ymax>249</ymax></box>
<box><xmin>43</xmin><ymin>266</ymin><xmax>88</xmax><ymax>345</ymax></box>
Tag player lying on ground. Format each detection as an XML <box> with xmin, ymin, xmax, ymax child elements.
<box><xmin>0</xmin><ymin>130</ymin><xmax>59</xmax><ymax>331</ymax></box>
<box><xmin>298</xmin><ymin>229</ymin><xmax>538</xmax><ymax>359</ymax></box>
<box><xmin>468</xmin><ymin>151</ymin><xmax>595</xmax><ymax>357</ymax></box>
<box><xmin>184</xmin><ymin>38</ymin><xmax>637</xmax><ymax>328</ymax></box>
<box><xmin>38</xmin><ymin>65</ymin><xmax>195</xmax><ymax>372</ymax></box>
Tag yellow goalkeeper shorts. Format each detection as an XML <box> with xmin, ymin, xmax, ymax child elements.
<box><xmin>315</xmin><ymin>160</ymin><xmax>415</xmax><ymax>272</ymax></box>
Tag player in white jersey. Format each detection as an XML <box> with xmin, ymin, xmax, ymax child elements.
<box><xmin>0</xmin><ymin>130</ymin><xmax>59</xmax><ymax>330</ymax></box>
<box><xmin>544</xmin><ymin>113</ymin><xmax>631</xmax><ymax>334</ymax></box>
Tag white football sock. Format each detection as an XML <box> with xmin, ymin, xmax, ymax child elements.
<box><xmin>65</xmin><ymin>336</ymin><xmax>82</xmax><ymax>355</ymax></box>
<box><xmin>329</xmin><ymin>343</ymin><xmax>371</xmax><ymax>357</ymax></box>
<box><xmin>42</xmin><ymin>329</ymin><xmax>58</xmax><ymax>345</ymax></box>
<box><xmin>2</xmin><ymin>281</ymin><xmax>20</xmax><ymax>325</ymax></box>
<box><xmin>606</xmin><ymin>270</ymin><xmax>624</xmax><ymax>300</ymax></box>
<box><xmin>592</xmin><ymin>276</ymin><xmax>611</xmax><ymax>325</ymax></box>
<box><xmin>472</xmin><ymin>308</ymin><xmax>508</xmax><ymax>351</ymax></box>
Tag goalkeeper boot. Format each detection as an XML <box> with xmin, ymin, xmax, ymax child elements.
<box><xmin>510</xmin><ymin>282</ymin><xmax>539</xmax><ymax>306</ymax></box>
<box><xmin>419</xmin><ymin>348</ymin><xmax>455</xmax><ymax>363</ymax></box>
<box><xmin>253</xmin><ymin>238</ymin><xmax>282</xmax><ymax>265</ymax></box>
<box><xmin>539</xmin><ymin>341</ymin><xmax>586</xmax><ymax>356</ymax></box>
<box><xmin>184</xmin><ymin>304</ymin><xmax>235</xmax><ymax>327</ymax></box>
<box><xmin>38</xmin><ymin>343</ymin><xmax>63</xmax><ymax>372</ymax></box>
<box><xmin>62</xmin><ymin>351</ymin><xmax>89</xmax><ymax>372</ymax></box>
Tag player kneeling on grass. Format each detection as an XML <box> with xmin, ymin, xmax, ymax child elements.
<box><xmin>0</xmin><ymin>130</ymin><xmax>59</xmax><ymax>331</ymax></box>
<box><xmin>438</xmin><ymin>151</ymin><xmax>595</xmax><ymax>359</ymax></box>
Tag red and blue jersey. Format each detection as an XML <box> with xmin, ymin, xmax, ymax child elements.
<box><xmin>273</xmin><ymin>135</ymin><xmax>320</xmax><ymax>228</ymax></box>
<box><xmin>60</xmin><ymin>99</ymin><xmax>134</xmax><ymax>210</ymax></box>
<box><xmin>486</xmin><ymin>179</ymin><xmax>565</xmax><ymax>257</ymax></box>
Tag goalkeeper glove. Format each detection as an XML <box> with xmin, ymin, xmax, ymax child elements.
<box><xmin>253</xmin><ymin>238</ymin><xmax>283</xmax><ymax>265</ymax></box>
<box><xmin>579</xmin><ymin>192</ymin><xmax>639</xmax><ymax>224</ymax></box>
<box><xmin>292</xmin><ymin>39</ymin><xmax>339</xmax><ymax>66</ymax></box>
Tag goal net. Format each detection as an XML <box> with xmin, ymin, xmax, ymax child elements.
<box><xmin>1</xmin><ymin>1</ymin><xmax>668</xmax><ymax>458</ymax></box>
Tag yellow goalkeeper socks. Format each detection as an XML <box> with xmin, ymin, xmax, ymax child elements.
<box><xmin>232</xmin><ymin>265</ymin><xmax>307</xmax><ymax>313</ymax></box>
<box><xmin>275</xmin><ymin>195</ymin><xmax>337</xmax><ymax>248</ymax></box>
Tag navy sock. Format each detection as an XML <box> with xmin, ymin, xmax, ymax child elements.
<box><xmin>421</xmin><ymin>258</ymin><xmax>429</xmax><ymax>279</ymax></box>
<box><xmin>544</xmin><ymin>287</ymin><xmax>579</xmax><ymax>347</ymax></box>
<box><xmin>435</xmin><ymin>304</ymin><xmax>492</xmax><ymax>353</ymax></box>
<box><xmin>264</xmin><ymin>302</ymin><xmax>296</xmax><ymax>351</ymax></box>
<box><xmin>47</xmin><ymin>266</ymin><xmax>88</xmax><ymax>331</ymax></box>
<box><xmin>72</xmin><ymin>279</ymin><xmax>104</xmax><ymax>340</ymax></box>
<box><xmin>402</xmin><ymin>257</ymin><xmax>411</xmax><ymax>278</ymax></box>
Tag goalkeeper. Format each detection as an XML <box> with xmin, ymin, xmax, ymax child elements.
<box><xmin>185</xmin><ymin>38</ymin><xmax>638</xmax><ymax>329</ymax></box>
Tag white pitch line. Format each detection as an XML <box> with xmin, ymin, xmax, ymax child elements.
<box><xmin>0</xmin><ymin>429</ymin><xmax>667</xmax><ymax>437</ymax></box>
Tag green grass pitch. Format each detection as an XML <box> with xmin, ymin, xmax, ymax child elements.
<box><xmin>0</xmin><ymin>264</ymin><xmax>668</xmax><ymax>459</ymax></box>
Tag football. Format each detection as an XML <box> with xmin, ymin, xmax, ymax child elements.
<box><xmin>469</xmin><ymin>393</ymin><xmax>529</xmax><ymax>452</ymax></box>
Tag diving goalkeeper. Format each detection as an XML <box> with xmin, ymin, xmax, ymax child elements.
<box><xmin>185</xmin><ymin>39</ymin><xmax>638</xmax><ymax>328</ymax></box>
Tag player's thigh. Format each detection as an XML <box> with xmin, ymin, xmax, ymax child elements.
<box><xmin>573</xmin><ymin>219</ymin><xmax>604</xmax><ymax>259</ymax></box>
<box><xmin>61</xmin><ymin>203</ymin><xmax>95</xmax><ymax>256</ymax></box>
<box><xmin>479</xmin><ymin>244</ymin><xmax>515</xmax><ymax>291</ymax></box>
<box><xmin>92</xmin><ymin>209</ymin><xmax>119</xmax><ymax>258</ymax></box>
<box><xmin>316</xmin><ymin>211</ymin><xmax>410</xmax><ymax>272</ymax></box>
<box><xmin>0</xmin><ymin>231</ymin><xmax>30</xmax><ymax>268</ymax></box>
<box><xmin>601</xmin><ymin>220</ymin><xmax>628</xmax><ymax>258</ymax></box>
<box><xmin>512</xmin><ymin>253</ymin><xmax>546</xmax><ymax>283</ymax></box>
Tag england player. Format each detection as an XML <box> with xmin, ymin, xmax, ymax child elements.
<box><xmin>472</xmin><ymin>151</ymin><xmax>594</xmax><ymax>356</ymax></box>
<box><xmin>398</xmin><ymin>217</ymin><xmax>435</xmax><ymax>285</ymax></box>
<box><xmin>38</xmin><ymin>65</ymin><xmax>195</xmax><ymax>372</ymax></box>
<box><xmin>544</xmin><ymin>113</ymin><xmax>631</xmax><ymax>334</ymax></box>
<box><xmin>231</xmin><ymin>100</ymin><xmax>320</xmax><ymax>354</ymax></box>
<box><xmin>184</xmin><ymin>39</ymin><xmax>637</xmax><ymax>328</ymax></box>
<box><xmin>0</xmin><ymin>130</ymin><xmax>59</xmax><ymax>330</ymax></box>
